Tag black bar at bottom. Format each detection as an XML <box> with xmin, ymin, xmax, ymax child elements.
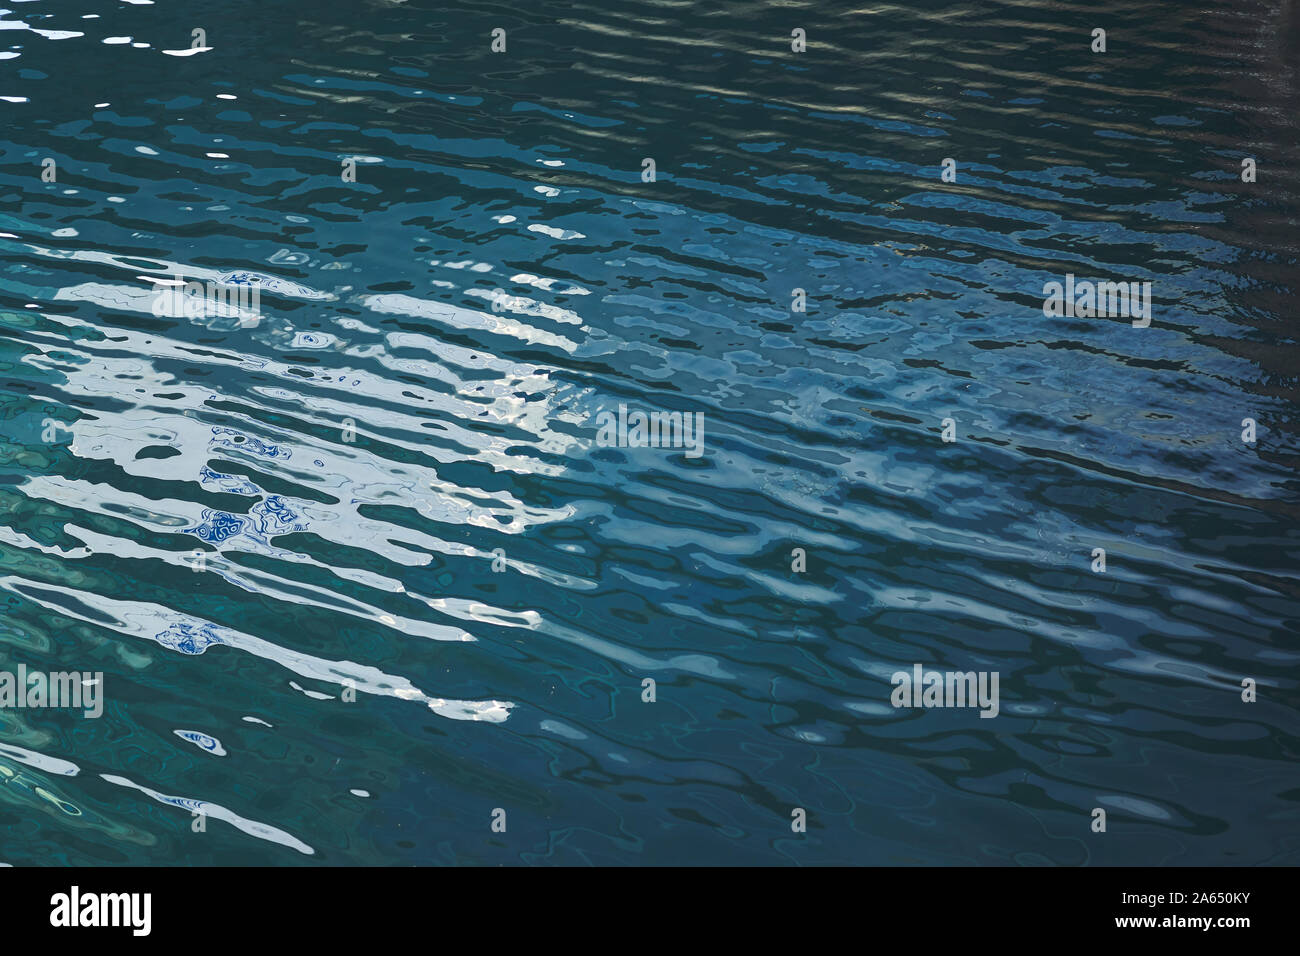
<box><xmin>0</xmin><ymin>865</ymin><xmax>1283</xmax><ymax>942</ymax></box>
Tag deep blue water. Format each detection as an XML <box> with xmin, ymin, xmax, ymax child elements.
<box><xmin>0</xmin><ymin>0</ymin><xmax>1298</xmax><ymax>866</ymax></box>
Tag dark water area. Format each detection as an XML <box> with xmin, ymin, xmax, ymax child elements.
<box><xmin>0</xmin><ymin>0</ymin><xmax>1297</xmax><ymax>866</ymax></box>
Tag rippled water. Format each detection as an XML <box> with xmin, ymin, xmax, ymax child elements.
<box><xmin>1</xmin><ymin>0</ymin><xmax>1298</xmax><ymax>866</ymax></box>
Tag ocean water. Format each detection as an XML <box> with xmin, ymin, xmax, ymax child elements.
<box><xmin>0</xmin><ymin>0</ymin><xmax>1298</xmax><ymax>866</ymax></box>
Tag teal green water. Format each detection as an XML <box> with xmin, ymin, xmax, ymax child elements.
<box><xmin>0</xmin><ymin>0</ymin><xmax>1298</xmax><ymax>865</ymax></box>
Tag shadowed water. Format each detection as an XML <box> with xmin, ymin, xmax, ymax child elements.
<box><xmin>0</xmin><ymin>0</ymin><xmax>1297</xmax><ymax>865</ymax></box>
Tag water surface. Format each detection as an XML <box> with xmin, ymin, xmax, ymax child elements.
<box><xmin>0</xmin><ymin>0</ymin><xmax>1298</xmax><ymax>865</ymax></box>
